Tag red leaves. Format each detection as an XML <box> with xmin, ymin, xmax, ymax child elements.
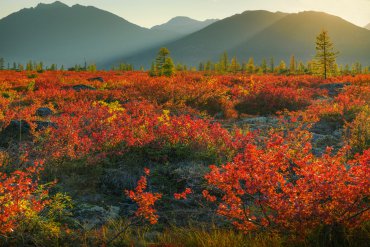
<box><xmin>174</xmin><ymin>188</ymin><xmax>192</xmax><ymax>200</ymax></box>
<box><xmin>204</xmin><ymin>128</ymin><xmax>370</xmax><ymax>235</ymax></box>
<box><xmin>125</xmin><ymin>168</ymin><xmax>162</xmax><ymax>225</ymax></box>
<box><xmin>0</xmin><ymin>161</ymin><xmax>50</xmax><ymax>234</ymax></box>
<box><xmin>0</xmin><ymin>70</ymin><xmax>369</xmax><ymax>236</ymax></box>
<box><xmin>202</xmin><ymin>190</ymin><xmax>216</xmax><ymax>202</ymax></box>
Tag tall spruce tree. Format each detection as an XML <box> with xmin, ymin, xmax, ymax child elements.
<box><xmin>270</xmin><ymin>57</ymin><xmax>275</xmax><ymax>73</ymax></box>
<box><xmin>247</xmin><ymin>57</ymin><xmax>255</xmax><ymax>74</ymax></box>
<box><xmin>289</xmin><ymin>55</ymin><xmax>296</xmax><ymax>74</ymax></box>
<box><xmin>0</xmin><ymin>57</ymin><xmax>4</xmax><ymax>70</ymax></box>
<box><xmin>155</xmin><ymin>47</ymin><xmax>170</xmax><ymax>75</ymax></box>
<box><xmin>314</xmin><ymin>30</ymin><xmax>338</xmax><ymax>79</ymax></box>
<box><xmin>230</xmin><ymin>56</ymin><xmax>240</xmax><ymax>74</ymax></box>
<box><xmin>163</xmin><ymin>57</ymin><xmax>175</xmax><ymax>77</ymax></box>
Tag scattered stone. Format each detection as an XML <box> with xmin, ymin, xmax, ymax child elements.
<box><xmin>311</xmin><ymin>119</ymin><xmax>342</xmax><ymax>135</ymax></box>
<box><xmin>0</xmin><ymin>120</ymin><xmax>31</xmax><ymax>147</ymax></box>
<box><xmin>100</xmin><ymin>168</ymin><xmax>140</xmax><ymax>195</ymax></box>
<box><xmin>319</xmin><ymin>82</ymin><xmax>350</xmax><ymax>97</ymax></box>
<box><xmin>75</xmin><ymin>204</ymin><xmax>120</xmax><ymax>229</ymax></box>
<box><xmin>36</xmin><ymin>107</ymin><xmax>53</xmax><ymax>117</ymax></box>
<box><xmin>34</xmin><ymin>121</ymin><xmax>58</xmax><ymax>131</ymax></box>
<box><xmin>87</xmin><ymin>77</ymin><xmax>104</xmax><ymax>83</ymax></box>
<box><xmin>72</xmin><ymin>84</ymin><xmax>96</xmax><ymax>92</ymax></box>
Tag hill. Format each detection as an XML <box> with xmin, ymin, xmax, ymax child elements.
<box><xmin>121</xmin><ymin>10</ymin><xmax>288</xmax><ymax>67</ymax></box>
<box><xmin>151</xmin><ymin>16</ymin><xmax>218</xmax><ymax>36</ymax></box>
<box><xmin>122</xmin><ymin>11</ymin><xmax>370</xmax><ymax>67</ymax></box>
<box><xmin>0</xmin><ymin>1</ymin><xmax>177</xmax><ymax>67</ymax></box>
<box><xmin>230</xmin><ymin>11</ymin><xmax>370</xmax><ymax>65</ymax></box>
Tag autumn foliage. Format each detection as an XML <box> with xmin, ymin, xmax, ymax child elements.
<box><xmin>0</xmin><ymin>162</ymin><xmax>49</xmax><ymax>234</ymax></box>
<box><xmin>0</xmin><ymin>70</ymin><xmax>369</xmax><ymax>243</ymax></box>
<box><xmin>125</xmin><ymin>168</ymin><xmax>162</xmax><ymax>224</ymax></box>
<box><xmin>203</xmin><ymin>129</ymin><xmax>369</xmax><ymax>235</ymax></box>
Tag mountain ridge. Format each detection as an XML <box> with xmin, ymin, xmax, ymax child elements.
<box><xmin>0</xmin><ymin>1</ymin><xmax>178</xmax><ymax>67</ymax></box>
<box><xmin>151</xmin><ymin>16</ymin><xmax>218</xmax><ymax>36</ymax></box>
<box><xmin>1</xmin><ymin>2</ymin><xmax>369</xmax><ymax>68</ymax></box>
<box><xmin>120</xmin><ymin>10</ymin><xmax>370</xmax><ymax>67</ymax></box>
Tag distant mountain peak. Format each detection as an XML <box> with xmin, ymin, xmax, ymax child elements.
<box><xmin>36</xmin><ymin>1</ymin><xmax>69</xmax><ymax>9</ymax></box>
<box><xmin>151</xmin><ymin>16</ymin><xmax>218</xmax><ymax>36</ymax></box>
<box><xmin>365</xmin><ymin>22</ymin><xmax>370</xmax><ymax>30</ymax></box>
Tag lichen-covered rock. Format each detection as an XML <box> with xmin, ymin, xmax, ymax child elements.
<box><xmin>0</xmin><ymin>120</ymin><xmax>31</xmax><ymax>147</ymax></box>
<box><xmin>72</xmin><ymin>84</ymin><xmax>96</xmax><ymax>92</ymax></box>
<box><xmin>87</xmin><ymin>77</ymin><xmax>104</xmax><ymax>83</ymax></box>
<box><xmin>75</xmin><ymin>204</ymin><xmax>120</xmax><ymax>229</ymax></box>
<box><xmin>36</xmin><ymin>107</ymin><xmax>53</xmax><ymax>117</ymax></box>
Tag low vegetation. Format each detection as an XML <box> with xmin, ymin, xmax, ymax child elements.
<box><xmin>0</xmin><ymin>68</ymin><xmax>369</xmax><ymax>246</ymax></box>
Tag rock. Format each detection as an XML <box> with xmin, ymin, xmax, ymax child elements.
<box><xmin>75</xmin><ymin>204</ymin><xmax>120</xmax><ymax>229</ymax></box>
<box><xmin>72</xmin><ymin>84</ymin><xmax>96</xmax><ymax>92</ymax></box>
<box><xmin>87</xmin><ymin>77</ymin><xmax>104</xmax><ymax>83</ymax></box>
<box><xmin>239</xmin><ymin>116</ymin><xmax>279</xmax><ymax>132</ymax></box>
<box><xmin>311</xmin><ymin>120</ymin><xmax>342</xmax><ymax>135</ymax></box>
<box><xmin>319</xmin><ymin>82</ymin><xmax>350</xmax><ymax>97</ymax></box>
<box><xmin>100</xmin><ymin>168</ymin><xmax>140</xmax><ymax>195</ymax></box>
<box><xmin>34</xmin><ymin>121</ymin><xmax>58</xmax><ymax>131</ymax></box>
<box><xmin>0</xmin><ymin>120</ymin><xmax>31</xmax><ymax>147</ymax></box>
<box><xmin>36</xmin><ymin>107</ymin><xmax>53</xmax><ymax>117</ymax></box>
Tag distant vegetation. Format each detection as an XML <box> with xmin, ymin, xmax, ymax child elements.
<box><xmin>0</xmin><ymin>30</ymin><xmax>369</xmax><ymax>76</ymax></box>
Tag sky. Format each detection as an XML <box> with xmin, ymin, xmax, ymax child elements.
<box><xmin>0</xmin><ymin>0</ymin><xmax>369</xmax><ymax>28</ymax></box>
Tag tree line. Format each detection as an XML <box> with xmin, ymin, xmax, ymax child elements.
<box><xmin>0</xmin><ymin>30</ymin><xmax>369</xmax><ymax>77</ymax></box>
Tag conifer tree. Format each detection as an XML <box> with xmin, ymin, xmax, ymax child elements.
<box><xmin>198</xmin><ymin>62</ymin><xmax>205</xmax><ymax>71</ymax></box>
<box><xmin>149</xmin><ymin>62</ymin><xmax>157</xmax><ymax>76</ymax></box>
<box><xmin>247</xmin><ymin>57</ymin><xmax>255</xmax><ymax>74</ymax></box>
<box><xmin>261</xmin><ymin>59</ymin><xmax>267</xmax><ymax>74</ymax></box>
<box><xmin>289</xmin><ymin>55</ymin><xmax>296</xmax><ymax>74</ymax></box>
<box><xmin>229</xmin><ymin>56</ymin><xmax>240</xmax><ymax>74</ymax></box>
<box><xmin>155</xmin><ymin>47</ymin><xmax>170</xmax><ymax>75</ymax></box>
<box><xmin>278</xmin><ymin>60</ymin><xmax>287</xmax><ymax>74</ymax></box>
<box><xmin>297</xmin><ymin>61</ymin><xmax>305</xmax><ymax>74</ymax></box>
<box><xmin>270</xmin><ymin>57</ymin><xmax>275</xmax><ymax>73</ymax></box>
<box><xmin>219</xmin><ymin>52</ymin><xmax>229</xmax><ymax>73</ymax></box>
<box><xmin>163</xmin><ymin>57</ymin><xmax>175</xmax><ymax>77</ymax></box>
<box><xmin>314</xmin><ymin>30</ymin><xmax>338</xmax><ymax>79</ymax></box>
<box><xmin>0</xmin><ymin>57</ymin><xmax>4</xmax><ymax>70</ymax></box>
<box><xmin>26</xmin><ymin>61</ymin><xmax>33</xmax><ymax>71</ymax></box>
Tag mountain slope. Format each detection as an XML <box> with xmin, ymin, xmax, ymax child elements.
<box><xmin>0</xmin><ymin>1</ymin><xmax>177</xmax><ymax>67</ymax></box>
<box><xmin>121</xmin><ymin>10</ymin><xmax>288</xmax><ymax>67</ymax></box>
<box><xmin>365</xmin><ymin>22</ymin><xmax>370</xmax><ymax>30</ymax></box>
<box><xmin>122</xmin><ymin>11</ymin><xmax>370</xmax><ymax>67</ymax></box>
<box><xmin>151</xmin><ymin>16</ymin><xmax>218</xmax><ymax>36</ymax></box>
<box><xmin>229</xmin><ymin>11</ymin><xmax>370</xmax><ymax>65</ymax></box>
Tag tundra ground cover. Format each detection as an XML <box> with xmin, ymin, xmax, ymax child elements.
<box><xmin>0</xmin><ymin>71</ymin><xmax>369</xmax><ymax>246</ymax></box>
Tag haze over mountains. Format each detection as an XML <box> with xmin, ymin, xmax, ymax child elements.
<box><xmin>0</xmin><ymin>1</ymin><xmax>369</xmax><ymax>68</ymax></box>
<box><xmin>365</xmin><ymin>23</ymin><xmax>370</xmax><ymax>30</ymax></box>
<box><xmin>0</xmin><ymin>1</ymin><xmax>180</xmax><ymax>67</ymax></box>
<box><xmin>151</xmin><ymin>17</ymin><xmax>218</xmax><ymax>36</ymax></box>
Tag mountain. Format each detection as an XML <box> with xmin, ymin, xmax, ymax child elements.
<box><xmin>122</xmin><ymin>11</ymin><xmax>370</xmax><ymax>67</ymax></box>
<box><xmin>229</xmin><ymin>11</ymin><xmax>370</xmax><ymax>65</ymax></box>
<box><xmin>0</xmin><ymin>1</ymin><xmax>178</xmax><ymax>67</ymax></box>
<box><xmin>121</xmin><ymin>10</ymin><xmax>288</xmax><ymax>67</ymax></box>
<box><xmin>365</xmin><ymin>22</ymin><xmax>370</xmax><ymax>30</ymax></box>
<box><xmin>151</xmin><ymin>16</ymin><xmax>218</xmax><ymax>36</ymax></box>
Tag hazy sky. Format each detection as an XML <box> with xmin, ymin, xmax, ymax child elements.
<box><xmin>1</xmin><ymin>0</ymin><xmax>369</xmax><ymax>28</ymax></box>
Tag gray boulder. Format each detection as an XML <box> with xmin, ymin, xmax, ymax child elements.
<box><xmin>36</xmin><ymin>107</ymin><xmax>53</xmax><ymax>117</ymax></box>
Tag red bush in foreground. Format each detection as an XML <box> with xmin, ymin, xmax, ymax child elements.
<box><xmin>203</xmin><ymin>130</ymin><xmax>370</xmax><ymax>236</ymax></box>
<box><xmin>0</xmin><ymin>162</ymin><xmax>49</xmax><ymax>234</ymax></box>
<box><xmin>125</xmin><ymin>168</ymin><xmax>162</xmax><ymax>224</ymax></box>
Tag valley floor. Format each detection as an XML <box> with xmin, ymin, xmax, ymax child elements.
<box><xmin>0</xmin><ymin>71</ymin><xmax>369</xmax><ymax>246</ymax></box>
